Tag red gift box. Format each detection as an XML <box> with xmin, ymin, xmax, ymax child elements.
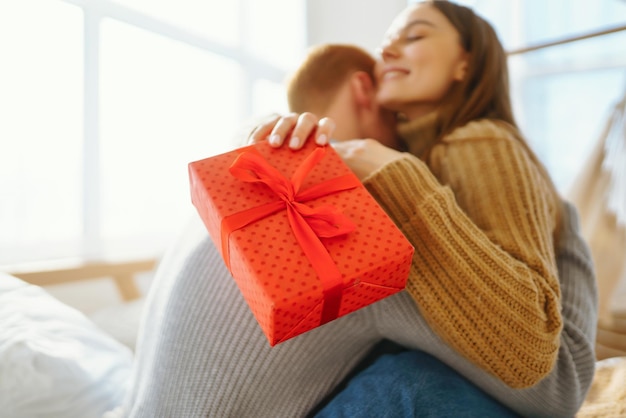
<box><xmin>188</xmin><ymin>140</ymin><xmax>414</xmax><ymax>346</ymax></box>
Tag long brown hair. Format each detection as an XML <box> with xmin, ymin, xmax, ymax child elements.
<box><xmin>428</xmin><ymin>1</ymin><xmax>515</xmax><ymax>133</ymax></box>
<box><xmin>422</xmin><ymin>0</ymin><xmax>563</xmax><ymax>236</ymax></box>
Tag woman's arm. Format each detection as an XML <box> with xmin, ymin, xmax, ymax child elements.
<box><xmin>334</xmin><ymin>132</ymin><xmax>596</xmax><ymax>413</ymax></box>
<box><xmin>364</xmin><ymin>135</ymin><xmax>562</xmax><ymax>388</ymax></box>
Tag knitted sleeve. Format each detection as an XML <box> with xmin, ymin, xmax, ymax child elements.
<box><xmin>363</xmin><ymin>132</ymin><xmax>562</xmax><ymax>389</ymax></box>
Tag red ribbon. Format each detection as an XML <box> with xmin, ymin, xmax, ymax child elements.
<box><xmin>221</xmin><ymin>146</ymin><xmax>360</xmax><ymax>325</ymax></box>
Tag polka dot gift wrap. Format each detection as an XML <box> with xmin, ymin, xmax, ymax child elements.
<box><xmin>188</xmin><ymin>140</ymin><xmax>414</xmax><ymax>346</ymax></box>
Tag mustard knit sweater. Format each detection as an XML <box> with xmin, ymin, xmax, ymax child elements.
<box><xmin>363</xmin><ymin>117</ymin><xmax>563</xmax><ymax>389</ymax></box>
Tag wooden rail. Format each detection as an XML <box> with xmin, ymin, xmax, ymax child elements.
<box><xmin>10</xmin><ymin>258</ymin><xmax>158</xmax><ymax>301</ymax></box>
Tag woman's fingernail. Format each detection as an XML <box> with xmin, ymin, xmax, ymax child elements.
<box><xmin>289</xmin><ymin>136</ymin><xmax>300</xmax><ymax>148</ymax></box>
<box><xmin>316</xmin><ymin>134</ymin><xmax>328</xmax><ymax>145</ymax></box>
<box><xmin>269</xmin><ymin>134</ymin><xmax>280</xmax><ymax>146</ymax></box>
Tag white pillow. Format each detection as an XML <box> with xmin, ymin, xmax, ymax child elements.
<box><xmin>0</xmin><ymin>272</ymin><xmax>133</xmax><ymax>418</ymax></box>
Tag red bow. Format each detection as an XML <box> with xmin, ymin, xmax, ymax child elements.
<box><xmin>221</xmin><ymin>146</ymin><xmax>360</xmax><ymax>325</ymax></box>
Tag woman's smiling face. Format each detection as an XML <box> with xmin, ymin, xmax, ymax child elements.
<box><xmin>375</xmin><ymin>3</ymin><xmax>468</xmax><ymax>120</ymax></box>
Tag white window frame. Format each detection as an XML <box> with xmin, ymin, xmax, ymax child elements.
<box><xmin>3</xmin><ymin>0</ymin><xmax>299</xmax><ymax>268</ymax></box>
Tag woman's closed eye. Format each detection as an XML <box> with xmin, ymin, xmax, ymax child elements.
<box><xmin>404</xmin><ymin>35</ymin><xmax>424</xmax><ymax>42</ymax></box>
<box><xmin>401</xmin><ymin>29</ymin><xmax>428</xmax><ymax>43</ymax></box>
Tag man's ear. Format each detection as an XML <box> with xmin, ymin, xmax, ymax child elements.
<box><xmin>349</xmin><ymin>71</ymin><xmax>377</xmax><ymax>109</ymax></box>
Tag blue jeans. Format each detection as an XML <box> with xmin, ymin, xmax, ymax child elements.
<box><xmin>313</xmin><ymin>342</ymin><xmax>521</xmax><ymax>418</ymax></box>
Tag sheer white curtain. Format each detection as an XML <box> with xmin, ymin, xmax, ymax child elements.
<box><xmin>568</xmin><ymin>91</ymin><xmax>626</xmax><ymax>359</ymax></box>
<box><xmin>0</xmin><ymin>0</ymin><xmax>305</xmax><ymax>267</ymax></box>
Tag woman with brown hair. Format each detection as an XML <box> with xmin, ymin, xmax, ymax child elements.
<box><xmin>262</xmin><ymin>0</ymin><xmax>568</xmax><ymax>386</ymax></box>
<box><xmin>256</xmin><ymin>1</ymin><xmax>597</xmax><ymax>415</ymax></box>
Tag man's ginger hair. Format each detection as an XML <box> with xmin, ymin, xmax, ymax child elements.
<box><xmin>286</xmin><ymin>44</ymin><xmax>376</xmax><ymax>114</ymax></box>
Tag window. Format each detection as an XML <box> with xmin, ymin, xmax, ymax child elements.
<box><xmin>110</xmin><ymin>0</ymin><xmax>240</xmax><ymax>45</ymax></box>
<box><xmin>435</xmin><ymin>0</ymin><xmax>626</xmax><ymax>193</ymax></box>
<box><xmin>0</xmin><ymin>0</ymin><xmax>304</xmax><ymax>266</ymax></box>
<box><xmin>0</xmin><ymin>0</ymin><xmax>84</xmax><ymax>263</ymax></box>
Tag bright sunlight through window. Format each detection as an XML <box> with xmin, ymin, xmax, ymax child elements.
<box><xmin>0</xmin><ymin>0</ymin><xmax>303</xmax><ymax>266</ymax></box>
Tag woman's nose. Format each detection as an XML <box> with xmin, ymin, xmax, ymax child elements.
<box><xmin>378</xmin><ymin>41</ymin><xmax>399</xmax><ymax>60</ymax></box>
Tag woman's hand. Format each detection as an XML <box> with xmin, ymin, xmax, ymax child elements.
<box><xmin>332</xmin><ymin>139</ymin><xmax>404</xmax><ymax>181</ymax></box>
<box><xmin>248</xmin><ymin>112</ymin><xmax>336</xmax><ymax>149</ymax></box>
